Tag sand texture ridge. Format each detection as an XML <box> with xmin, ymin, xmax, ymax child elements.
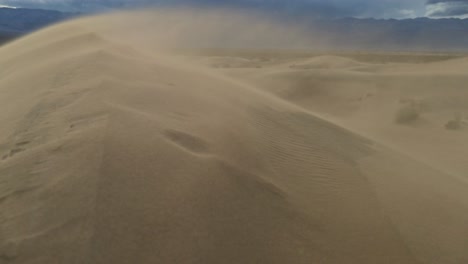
<box><xmin>1</xmin><ymin>10</ymin><xmax>468</xmax><ymax>264</ymax></box>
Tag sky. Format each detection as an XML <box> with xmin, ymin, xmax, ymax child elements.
<box><xmin>0</xmin><ymin>0</ymin><xmax>468</xmax><ymax>19</ymax></box>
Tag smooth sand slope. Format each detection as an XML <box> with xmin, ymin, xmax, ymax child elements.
<box><xmin>1</xmin><ymin>11</ymin><xmax>467</xmax><ymax>264</ymax></box>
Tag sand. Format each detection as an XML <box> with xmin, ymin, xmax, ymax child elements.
<box><xmin>0</xmin><ymin>10</ymin><xmax>467</xmax><ymax>264</ymax></box>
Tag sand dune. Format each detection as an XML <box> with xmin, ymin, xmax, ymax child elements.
<box><xmin>1</xmin><ymin>10</ymin><xmax>467</xmax><ymax>264</ymax></box>
<box><xmin>287</xmin><ymin>55</ymin><xmax>365</xmax><ymax>70</ymax></box>
<box><xmin>211</xmin><ymin>52</ymin><xmax>468</xmax><ymax>177</ymax></box>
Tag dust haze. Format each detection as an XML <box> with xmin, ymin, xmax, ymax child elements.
<box><xmin>58</xmin><ymin>8</ymin><xmax>339</xmax><ymax>52</ymax></box>
<box><xmin>0</xmin><ymin>7</ymin><xmax>467</xmax><ymax>264</ymax></box>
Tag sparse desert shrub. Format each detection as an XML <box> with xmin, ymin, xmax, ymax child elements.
<box><xmin>445</xmin><ymin>112</ymin><xmax>463</xmax><ymax>130</ymax></box>
<box><xmin>445</xmin><ymin>120</ymin><xmax>461</xmax><ymax>130</ymax></box>
<box><xmin>395</xmin><ymin>101</ymin><xmax>420</xmax><ymax>124</ymax></box>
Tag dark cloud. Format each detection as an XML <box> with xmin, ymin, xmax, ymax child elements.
<box><xmin>0</xmin><ymin>0</ymin><xmax>352</xmax><ymax>16</ymax></box>
<box><xmin>0</xmin><ymin>0</ymin><xmax>424</xmax><ymax>18</ymax></box>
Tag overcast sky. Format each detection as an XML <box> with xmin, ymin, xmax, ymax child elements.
<box><xmin>1</xmin><ymin>0</ymin><xmax>468</xmax><ymax>19</ymax></box>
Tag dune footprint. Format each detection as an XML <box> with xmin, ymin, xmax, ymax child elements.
<box><xmin>163</xmin><ymin>129</ymin><xmax>210</xmax><ymax>154</ymax></box>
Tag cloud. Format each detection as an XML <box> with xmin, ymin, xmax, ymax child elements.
<box><xmin>0</xmin><ymin>0</ymin><xmax>425</xmax><ymax>18</ymax></box>
<box><xmin>425</xmin><ymin>0</ymin><xmax>468</xmax><ymax>17</ymax></box>
<box><xmin>427</xmin><ymin>0</ymin><xmax>468</xmax><ymax>3</ymax></box>
<box><xmin>0</xmin><ymin>0</ymin><xmax>133</xmax><ymax>11</ymax></box>
<box><xmin>0</xmin><ymin>0</ymin><xmax>351</xmax><ymax>15</ymax></box>
<box><xmin>0</xmin><ymin>4</ymin><xmax>16</xmax><ymax>8</ymax></box>
<box><xmin>398</xmin><ymin>9</ymin><xmax>418</xmax><ymax>18</ymax></box>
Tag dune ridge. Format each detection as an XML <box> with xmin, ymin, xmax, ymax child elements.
<box><xmin>1</xmin><ymin>10</ymin><xmax>467</xmax><ymax>264</ymax></box>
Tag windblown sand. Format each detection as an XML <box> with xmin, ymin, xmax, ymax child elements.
<box><xmin>0</xmin><ymin>10</ymin><xmax>467</xmax><ymax>264</ymax></box>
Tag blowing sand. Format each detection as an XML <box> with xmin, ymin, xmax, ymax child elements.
<box><xmin>0</xmin><ymin>10</ymin><xmax>467</xmax><ymax>264</ymax></box>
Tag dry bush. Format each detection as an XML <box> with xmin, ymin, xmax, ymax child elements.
<box><xmin>395</xmin><ymin>100</ymin><xmax>420</xmax><ymax>124</ymax></box>
<box><xmin>445</xmin><ymin>112</ymin><xmax>463</xmax><ymax>130</ymax></box>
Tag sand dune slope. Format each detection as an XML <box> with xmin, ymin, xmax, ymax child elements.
<box><xmin>1</xmin><ymin>13</ymin><xmax>467</xmax><ymax>264</ymax></box>
<box><xmin>221</xmin><ymin>53</ymin><xmax>468</xmax><ymax>178</ymax></box>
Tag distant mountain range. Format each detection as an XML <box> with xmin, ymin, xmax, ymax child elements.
<box><xmin>0</xmin><ymin>7</ymin><xmax>77</xmax><ymax>43</ymax></box>
<box><xmin>1</xmin><ymin>7</ymin><xmax>468</xmax><ymax>52</ymax></box>
<box><xmin>306</xmin><ymin>18</ymin><xmax>468</xmax><ymax>52</ymax></box>
<box><xmin>0</xmin><ymin>7</ymin><xmax>77</xmax><ymax>32</ymax></box>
